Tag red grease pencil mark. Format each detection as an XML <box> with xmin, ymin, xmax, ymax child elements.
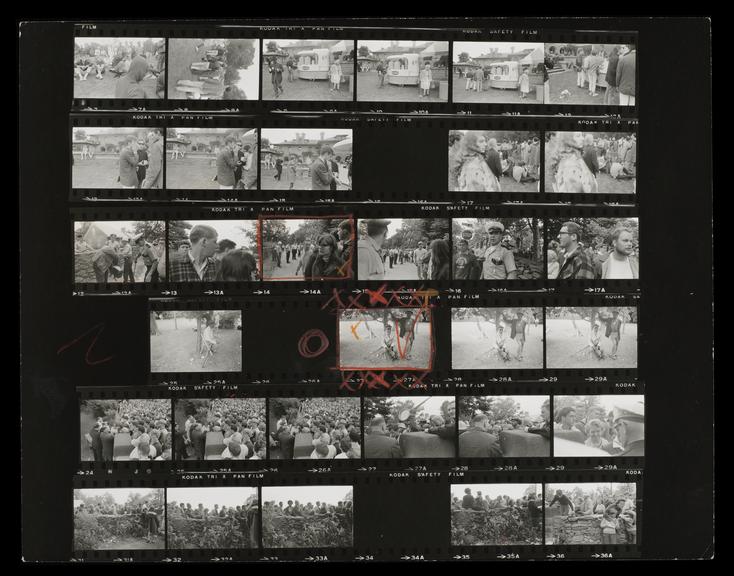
<box><xmin>297</xmin><ymin>329</ymin><xmax>329</xmax><ymax>358</ymax></box>
<box><xmin>56</xmin><ymin>322</ymin><xmax>114</xmax><ymax>366</ymax></box>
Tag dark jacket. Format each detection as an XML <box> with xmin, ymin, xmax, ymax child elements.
<box><xmin>275</xmin><ymin>430</ymin><xmax>295</xmax><ymax>459</ymax></box>
<box><xmin>458</xmin><ymin>428</ymin><xmax>503</xmax><ymax>458</ymax></box>
<box><xmin>582</xmin><ymin>145</ymin><xmax>599</xmax><ymax>175</ymax></box>
<box><xmin>605</xmin><ymin>54</ymin><xmax>619</xmax><ymax>87</ymax></box>
<box><xmin>119</xmin><ymin>147</ymin><xmax>139</xmax><ymax>187</ymax></box>
<box><xmin>114</xmin><ymin>56</ymin><xmax>149</xmax><ymax>99</ymax></box>
<box><xmin>142</xmin><ymin>138</ymin><xmax>163</xmax><ymax>189</ymax></box>
<box><xmin>616</xmin><ymin>50</ymin><xmax>636</xmax><ymax>96</ymax></box>
<box><xmin>100</xmin><ymin>431</ymin><xmax>114</xmax><ymax>461</ymax></box>
<box><xmin>216</xmin><ymin>149</ymin><xmax>237</xmax><ymax>187</ymax></box>
<box><xmin>485</xmin><ymin>148</ymin><xmax>503</xmax><ymax>180</ymax></box>
<box><xmin>310</xmin><ymin>157</ymin><xmax>334</xmax><ymax>190</ymax></box>
<box><xmin>310</xmin><ymin>253</ymin><xmax>346</xmax><ymax>280</ymax></box>
<box><xmin>365</xmin><ymin>432</ymin><xmax>402</xmax><ymax>459</ymax></box>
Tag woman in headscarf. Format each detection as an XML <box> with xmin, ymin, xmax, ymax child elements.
<box><xmin>548</xmin><ymin>131</ymin><xmax>599</xmax><ymax>193</ymax></box>
<box><xmin>309</xmin><ymin>233</ymin><xmax>346</xmax><ymax>280</ymax></box>
<box><xmin>115</xmin><ymin>55</ymin><xmax>150</xmax><ymax>99</ymax></box>
<box><xmin>428</xmin><ymin>239</ymin><xmax>450</xmax><ymax>280</ymax></box>
<box><xmin>457</xmin><ymin>131</ymin><xmax>500</xmax><ymax>192</ymax></box>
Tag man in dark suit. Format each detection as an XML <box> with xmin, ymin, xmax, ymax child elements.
<box><xmin>273</xmin><ymin>425</ymin><xmax>295</xmax><ymax>460</ymax></box>
<box><xmin>364</xmin><ymin>416</ymin><xmax>402</xmax><ymax>458</ymax></box>
<box><xmin>216</xmin><ymin>138</ymin><xmax>238</xmax><ymax>189</ymax></box>
<box><xmin>100</xmin><ymin>425</ymin><xmax>115</xmax><ymax>463</ymax></box>
<box><xmin>458</xmin><ymin>413</ymin><xmax>503</xmax><ymax>458</ymax></box>
<box><xmin>89</xmin><ymin>422</ymin><xmax>102</xmax><ymax>462</ymax></box>
<box><xmin>311</xmin><ymin>145</ymin><xmax>336</xmax><ymax>190</ymax></box>
<box><xmin>189</xmin><ymin>422</ymin><xmax>206</xmax><ymax>460</ymax></box>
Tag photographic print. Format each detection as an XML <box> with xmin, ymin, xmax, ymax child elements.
<box><xmin>269</xmin><ymin>398</ymin><xmax>361</xmax><ymax>460</ymax></box>
<box><xmin>545</xmin><ymin>131</ymin><xmax>636</xmax><ymax>194</ymax></box>
<box><xmin>165</xmin><ymin>127</ymin><xmax>258</xmax><ymax>190</ymax></box>
<box><xmin>544</xmin><ymin>483</ymin><xmax>638</xmax><ymax>545</ymax></box>
<box><xmin>168</xmin><ymin>38</ymin><xmax>259</xmax><ymax>100</ymax></box>
<box><xmin>452</xmin><ymin>42</ymin><xmax>546</xmax><ymax>104</ymax></box>
<box><xmin>80</xmin><ymin>398</ymin><xmax>172</xmax><ymax>462</ymax></box>
<box><xmin>338</xmin><ymin>308</ymin><xmax>433</xmax><ymax>371</ymax></box>
<box><xmin>73</xmin><ymin>488</ymin><xmax>165</xmax><ymax>550</ymax></box>
<box><xmin>553</xmin><ymin>395</ymin><xmax>644</xmax><ymax>457</ymax></box>
<box><xmin>167</xmin><ymin>487</ymin><xmax>260</xmax><ymax>549</ymax></box>
<box><xmin>72</xmin><ymin>127</ymin><xmax>164</xmax><ymax>189</ymax></box>
<box><xmin>149</xmin><ymin>309</ymin><xmax>242</xmax><ymax>373</ymax></box>
<box><xmin>451</xmin><ymin>483</ymin><xmax>543</xmax><ymax>546</ymax></box>
<box><xmin>356</xmin><ymin>218</ymin><xmax>450</xmax><ymax>281</ymax></box>
<box><xmin>356</xmin><ymin>40</ymin><xmax>449</xmax><ymax>102</ymax></box>
<box><xmin>547</xmin><ymin>218</ymin><xmax>639</xmax><ymax>280</ymax></box>
<box><xmin>546</xmin><ymin>43</ymin><xmax>636</xmax><ymax>106</ymax></box>
<box><xmin>363</xmin><ymin>396</ymin><xmax>456</xmax><ymax>458</ymax></box>
<box><xmin>167</xmin><ymin>219</ymin><xmax>259</xmax><ymax>282</ymax></box>
<box><xmin>260</xmin><ymin>217</ymin><xmax>353</xmax><ymax>281</ymax></box>
<box><xmin>260</xmin><ymin>128</ymin><xmax>352</xmax><ymax>191</ymax></box>
<box><xmin>545</xmin><ymin>306</ymin><xmax>638</xmax><ymax>369</ymax></box>
<box><xmin>74</xmin><ymin>221</ymin><xmax>165</xmax><ymax>284</ymax></box>
<box><xmin>448</xmin><ymin>130</ymin><xmax>541</xmax><ymax>192</ymax></box>
<box><xmin>262</xmin><ymin>485</ymin><xmax>353</xmax><ymax>548</ymax></box>
<box><xmin>458</xmin><ymin>396</ymin><xmax>550</xmax><ymax>458</ymax></box>
<box><xmin>73</xmin><ymin>37</ymin><xmax>164</xmax><ymax>99</ymax></box>
<box><xmin>451</xmin><ymin>307</ymin><xmax>544</xmax><ymax>370</ymax></box>
<box><xmin>452</xmin><ymin>218</ymin><xmax>543</xmax><ymax>280</ymax></box>
<box><xmin>173</xmin><ymin>398</ymin><xmax>266</xmax><ymax>461</ymax></box>
<box><xmin>262</xmin><ymin>39</ymin><xmax>354</xmax><ymax>101</ymax></box>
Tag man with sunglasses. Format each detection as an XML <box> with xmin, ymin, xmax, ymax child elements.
<box><xmin>480</xmin><ymin>221</ymin><xmax>517</xmax><ymax>280</ymax></box>
<box><xmin>556</xmin><ymin>221</ymin><xmax>597</xmax><ymax>280</ymax></box>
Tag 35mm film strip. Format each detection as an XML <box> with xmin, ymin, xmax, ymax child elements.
<box><xmin>138</xmin><ymin>291</ymin><xmax>641</xmax><ymax>385</ymax></box>
<box><xmin>77</xmin><ymin>381</ymin><xmax>645</xmax><ymax>475</ymax></box>
<box><xmin>72</xmin><ymin>23</ymin><xmax>637</xmax><ymax>117</ymax></box>
<box><xmin>70</xmin><ymin>113</ymin><xmax>638</xmax><ymax>204</ymax></box>
<box><xmin>71</xmin><ymin>472</ymin><xmax>642</xmax><ymax>561</ymax></box>
<box><xmin>71</xmin><ymin>203</ymin><xmax>640</xmax><ymax>296</ymax></box>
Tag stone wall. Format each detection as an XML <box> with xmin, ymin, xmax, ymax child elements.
<box><xmin>75</xmin><ymin>252</ymin><xmax>97</xmax><ymax>283</ymax></box>
<box><xmin>451</xmin><ymin>508</ymin><xmax>542</xmax><ymax>546</ymax></box>
<box><xmin>546</xmin><ymin>513</ymin><xmax>630</xmax><ymax>545</ymax></box>
<box><xmin>168</xmin><ymin>516</ymin><xmax>254</xmax><ymax>549</ymax></box>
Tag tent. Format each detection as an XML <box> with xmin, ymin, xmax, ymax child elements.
<box><xmin>332</xmin><ymin>137</ymin><xmax>352</xmax><ymax>156</ymax></box>
<box><xmin>519</xmin><ymin>46</ymin><xmax>545</xmax><ymax>66</ymax></box>
<box><xmin>81</xmin><ymin>221</ymin><xmax>126</xmax><ymax>250</ymax></box>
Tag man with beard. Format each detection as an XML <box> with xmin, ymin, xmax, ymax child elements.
<box><xmin>601</xmin><ymin>227</ymin><xmax>639</xmax><ymax>279</ymax></box>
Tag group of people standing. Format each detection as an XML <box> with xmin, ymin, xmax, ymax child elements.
<box><xmin>117</xmin><ymin>130</ymin><xmax>164</xmax><ymax>189</ymax></box>
<box><xmin>271</xmin><ymin>145</ymin><xmax>350</xmax><ymax>191</ymax></box>
<box><xmin>76</xmin><ymin>230</ymin><xmax>164</xmax><ymax>284</ymax></box>
<box><xmin>214</xmin><ymin>138</ymin><xmax>257</xmax><ymax>190</ymax></box>
<box><xmin>572</xmin><ymin>44</ymin><xmax>636</xmax><ymax>106</ymax></box>
<box><xmin>453</xmin><ymin>221</ymin><xmax>520</xmax><ymax>280</ymax></box>
<box><xmin>449</xmin><ymin>131</ymin><xmax>541</xmax><ymax>192</ymax></box>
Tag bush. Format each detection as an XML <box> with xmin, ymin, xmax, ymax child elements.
<box><xmin>262</xmin><ymin>512</ymin><xmax>352</xmax><ymax>548</ymax></box>
<box><xmin>451</xmin><ymin>508</ymin><xmax>542</xmax><ymax>546</ymax></box>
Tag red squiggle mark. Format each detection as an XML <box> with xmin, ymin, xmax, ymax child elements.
<box><xmin>297</xmin><ymin>329</ymin><xmax>330</xmax><ymax>358</ymax></box>
<box><xmin>56</xmin><ymin>322</ymin><xmax>114</xmax><ymax>366</ymax></box>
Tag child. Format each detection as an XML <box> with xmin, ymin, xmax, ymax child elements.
<box><xmin>599</xmin><ymin>507</ymin><xmax>619</xmax><ymax>544</ymax></box>
<box><xmin>547</xmin><ymin>250</ymin><xmax>560</xmax><ymax>279</ymax></box>
<box><xmin>518</xmin><ymin>67</ymin><xmax>530</xmax><ymax>99</ymax></box>
<box><xmin>419</xmin><ymin>63</ymin><xmax>432</xmax><ymax>98</ymax></box>
<box><xmin>329</xmin><ymin>58</ymin><xmax>342</xmax><ymax>92</ymax></box>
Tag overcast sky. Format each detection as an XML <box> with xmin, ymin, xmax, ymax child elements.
<box><xmin>76</xmin><ymin>37</ymin><xmax>162</xmax><ymax>48</ymax></box>
<box><xmin>555</xmin><ymin>395</ymin><xmax>644</xmax><ymax>416</ymax></box>
<box><xmin>467</xmin><ymin>395</ymin><xmax>549</xmax><ymax>420</ymax></box>
<box><xmin>358</xmin><ymin>40</ymin><xmax>448</xmax><ymax>52</ymax></box>
<box><xmin>75</xmin><ymin>488</ymin><xmax>161</xmax><ymax>505</ymax></box>
<box><xmin>264</xmin><ymin>217</ymin><xmax>329</xmax><ymax>234</ymax></box>
<box><xmin>173</xmin><ymin>127</ymin><xmax>256</xmax><ymax>136</ymax></box>
<box><xmin>451</xmin><ymin>483</ymin><xmax>541</xmax><ymax>501</ymax></box>
<box><xmin>262</xmin><ymin>128</ymin><xmax>352</xmax><ymax>144</ymax></box>
<box><xmin>547</xmin><ymin>483</ymin><xmax>636</xmax><ymax>497</ymax></box>
<box><xmin>369</xmin><ymin>396</ymin><xmax>453</xmax><ymax>418</ymax></box>
<box><xmin>262</xmin><ymin>485</ymin><xmax>351</xmax><ymax>505</ymax></box>
<box><xmin>168</xmin><ymin>487</ymin><xmax>258</xmax><ymax>508</ymax></box>
<box><xmin>453</xmin><ymin>42</ymin><xmax>544</xmax><ymax>60</ymax></box>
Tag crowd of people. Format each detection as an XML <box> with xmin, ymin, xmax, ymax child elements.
<box><xmin>75</xmin><ymin>499</ymin><xmax>164</xmax><ymax>543</ymax></box>
<box><xmin>547</xmin><ymin>222</ymin><xmax>639</xmax><ymax>280</ymax></box>
<box><xmin>268</xmin><ymin>146</ymin><xmax>352</xmax><ymax>191</ymax></box>
<box><xmin>210</xmin><ymin>137</ymin><xmax>257</xmax><ymax>190</ymax></box>
<box><xmin>169</xmin><ymin>224</ymin><xmax>258</xmax><ymax>282</ymax></box>
<box><xmin>457</xmin><ymin>64</ymin><xmax>535</xmax><ymax>99</ymax></box>
<box><xmin>565</xmin><ymin>45</ymin><xmax>636</xmax><ymax>105</ymax></box>
<box><xmin>458</xmin><ymin>400</ymin><xmax>550</xmax><ymax>457</ymax></box>
<box><xmin>546</xmin><ymin>488</ymin><xmax>637</xmax><ymax>544</ymax></box>
<box><xmin>554</xmin><ymin>399</ymin><xmax>644</xmax><ymax>456</ymax></box>
<box><xmin>267</xmin><ymin>219</ymin><xmax>353</xmax><ymax>280</ymax></box>
<box><xmin>358</xmin><ymin>219</ymin><xmax>450</xmax><ymax>281</ymax></box>
<box><xmin>266</xmin><ymin>55</ymin><xmax>348</xmax><ymax>97</ymax></box>
<box><xmin>85</xmin><ymin>399</ymin><xmax>172</xmax><ymax>462</ymax></box>
<box><xmin>74</xmin><ymin>41</ymin><xmax>165</xmax><ymax>98</ymax></box>
<box><xmin>262</xmin><ymin>499</ymin><xmax>353</xmax><ymax>519</ymax></box>
<box><xmin>76</xmin><ymin>229</ymin><xmax>165</xmax><ymax>284</ymax></box>
<box><xmin>449</xmin><ymin>131</ymin><xmax>541</xmax><ymax>191</ymax></box>
<box><xmin>270</xmin><ymin>398</ymin><xmax>361</xmax><ymax>459</ymax></box>
<box><xmin>175</xmin><ymin>399</ymin><xmax>266</xmax><ymax>460</ymax></box>
<box><xmin>547</xmin><ymin>132</ymin><xmax>636</xmax><ymax>194</ymax></box>
<box><xmin>453</xmin><ymin>488</ymin><xmax>542</xmax><ymax>521</ymax></box>
<box><xmin>364</xmin><ymin>408</ymin><xmax>456</xmax><ymax>458</ymax></box>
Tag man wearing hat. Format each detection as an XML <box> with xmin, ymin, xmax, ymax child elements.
<box><xmin>358</xmin><ymin>219</ymin><xmax>389</xmax><ymax>281</ymax></box>
<box><xmin>480</xmin><ymin>221</ymin><xmax>517</xmax><ymax>280</ymax></box>
<box><xmin>612</xmin><ymin>400</ymin><xmax>644</xmax><ymax>456</ymax></box>
<box><xmin>556</xmin><ymin>221</ymin><xmax>597</xmax><ymax>280</ymax></box>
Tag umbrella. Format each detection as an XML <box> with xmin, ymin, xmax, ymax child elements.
<box><xmin>332</xmin><ymin>137</ymin><xmax>352</xmax><ymax>156</ymax></box>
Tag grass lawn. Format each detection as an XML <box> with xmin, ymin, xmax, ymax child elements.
<box><xmin>547</xmin><ymin>69</ymin><xmax>610</xmax><ymax>106</ymax></box>
<box><xmin>356</xmin><ymin>71</ymin><xmax>446</xmax><ymax>102</ymax></box>
<box><xmin>74</xmin><ymin>73</ymin><xmax>159</xmax><ymax>99</ymax></box>
<box><xmin>544</xmin><ymin>161</ymin><xmax>635</xmax><ymax>194</ymax></box>
<box><xmin>150</xmin><ymin>328</ymin><xmax>242</xmax><ymax>373</ymax></box>
<box><xmin>338</xmin><ymin>319</ymin><xmax>432</xmax><ymax>370</ymax></box>
<box><xmin>545</xmin><ymin>319</ymin><xmax>637</xmax><ymax>369</ymax></box>
<box><xmin>452</xmin><ymin>81</ymin><xmax>543</xmax><ymax>104</ymax></box>
<box><xmin>262</xmin><ymin>67</ymin><xmax>353</xmax><ymax>101</ymax></box>
<box><xmin>451</xmin><ymin>321</ymin><xmax>544</xmax><ymax>369</ymax></box>
<box><xmin>72</xmin><ymin>156</ymin><xmax>122</xmax><ymax>189</ymax></box>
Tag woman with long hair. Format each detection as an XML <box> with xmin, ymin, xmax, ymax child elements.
<box><xmin>457</xmin><ymin>131</ymin><xmax>500</xmax><ymax>191</ymax></box>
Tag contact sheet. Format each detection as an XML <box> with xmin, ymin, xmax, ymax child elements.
<box><xmin>20</xmin><ymin>16</ymin><xmax>715</xmax><ymax>565</ymax></box>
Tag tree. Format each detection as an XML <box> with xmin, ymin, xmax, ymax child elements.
<box><xmin>75</xmin><ymin>129</ymin><xmax>87</xmax><ymax>142</ymax></box>
<box><xmin>266</xmin><ymin>41</ymin><xmax>279</xmax><ymax>53</ymax></box>
<box><xmin>260</xmin><ymin>137</ymin><xmax>270</xmax><ymax>149</ymax></box>
<box><xmin>458</xmin><ymin>396</ymin><xmax>493</xmax><ymax>420</ymax></box>
<box><xmin>168</xmin><ymin>220</ymin><xmax>193</xmax><ymax>249</ymax></box>
<box><xmin>364</xmin><ymin>398</ymin><xmax>394</xmax><ymax>422</ymax></box>
<box><xmin>133</xmin><ymin>221</ymin><xmax>165</xmax><ymax>243</ymax></box>
<box><xmin>224</xmin><ymin>39</ymin><xmax>257</xmax><ymax>86</ymax></box>
<box><xmin>458</xmin><ymin>51</ymin><xmax>470</xmax><ymax>62</ymax></box>
<box><xmin>261</xmin><ymin>219</ymin><xmax>288</xmax><ymax>243</ymax></box>
<box><xmin>358</xmin><ymin>45</ymin><xmax>371</xmax><ymax>58</ymax></box>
